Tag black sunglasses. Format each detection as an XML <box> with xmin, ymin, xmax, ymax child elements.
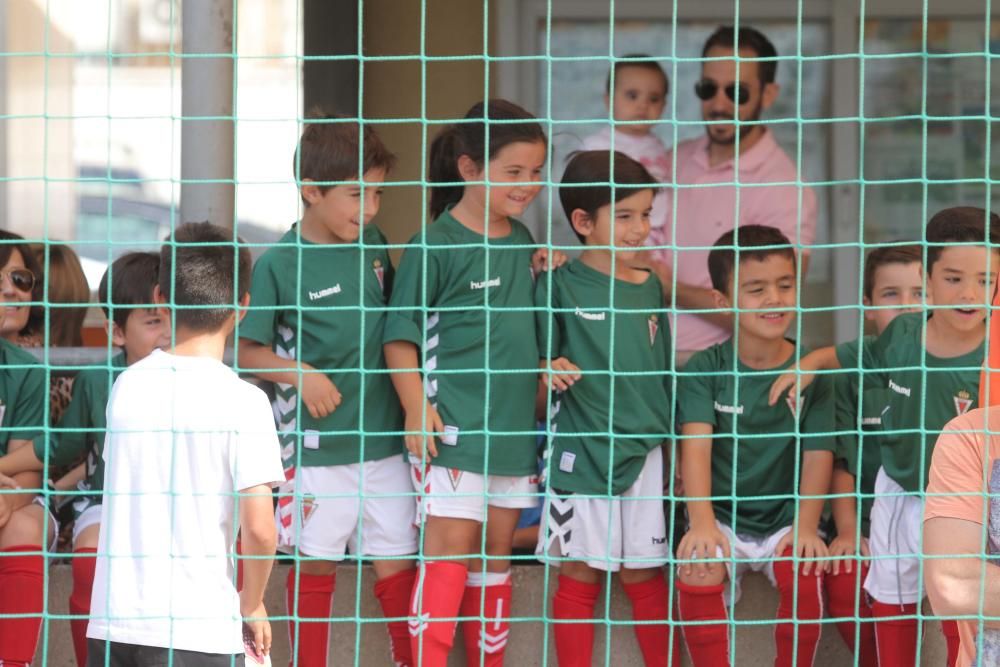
<box><xmin>0</xmin><ymin>268</ymin><xmax>35</xmax><ymax>293</ymax></box>
<box><xmin>694</xmin><ymin>79</ymin><xmax>751</xmax><ymax>106</ymax></box>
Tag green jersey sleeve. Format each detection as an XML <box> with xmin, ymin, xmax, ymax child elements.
<box><xmin>384</xmin><ymin>237</ymin><xmax>442</xmax><ymax>347</ymax></box>
<box><xmin>534</xmin><ymin>271</ymin><xmax>562</xmax><ymax>359</ymax></box>
<box><xmin>10</xmin><ymin>364</ymin><xmax>45</xmax><ymax>442</ymax></box>
<box><xmin>677</xmin><ymin>349</ymin><xmax>717</xmax><ymax>426</ymax></box>
<box><xmin>240</xmin><ymin>252</ymin><xmax>281</xmax><ymax>347</ymax></box>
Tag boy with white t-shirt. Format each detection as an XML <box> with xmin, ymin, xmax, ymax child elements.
<box><xmin>86</xmin><ymin>222</ymin><xmax>285</xmax><ymax>664</ymax></box>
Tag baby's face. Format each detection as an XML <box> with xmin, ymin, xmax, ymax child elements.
<box><xmin>607</xmin><ymin>66</ymin><xmax>667</xmax><ymax>136</ymax></box>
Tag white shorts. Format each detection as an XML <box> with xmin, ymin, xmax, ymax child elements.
<box><xmin>409</xmin><ymin>458</ymin><xmax>539</xmax><ymax>523</ymax></box>
<box><xmin>290</xmin><ymin>456</ymin><xmax>418</xmax><ymax>560</ymax></box>
<box><xmin>72</xmin><ymin>502</ymin><xmax>102</xmax><ymax>545</ymax></box>
<box><xmin>538</xmin><ymin>447</ymin><xmax>668</xmax><ymax>572</ymax></box>
<box><xmin>864</xmin><ymin>467</ymin><xmax>924</xmax><ymax>605</ymax></box>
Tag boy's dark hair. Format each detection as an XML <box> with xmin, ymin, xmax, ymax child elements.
<box><xmin>559</xmin><ymin>150</ymin><xmax>658</xmax><ymax>243</ymax></box>
<box><xmin>98</xmin><ymin>252</ymin><xmax>160</xmax><ymax>331</ymax></box>
<box><xmin>925</xmin><ymin>206</ymin><xmax>1000</xmax><ymax>273</ymax></box>
<box><xmin>0</xmin><ymin>229</ymin><xmax>44</xmax><ymax>337</ymax></box>
<box><xmin>159</xmin><ymin>222</ymin><xmax>252</xmax><ymax>333</ymax></box>
<box><xmin>708</xmin><ymin>224</ymin><xmax>795</xmax><ymax>293</ymax></box>
<box><xmin>702</xmin><ymin>26</ymin><xmax>778</xmax><ymax>85</ymax></box>
<box><xmin>294</xmin><ymin>110</ymin><xmax>397</xmax><ymax>207</ymax></box>
<box><xmin>429</xmin><ymin>99</ymin><xmax>547</xmax><ymax>219</ymax></box>
<box><xmin>605</xmin><ymin>54</ymin><xmax>669</xmax><ymax>96</ymax></box>
<box><xmin>862</xmin><ymin>244</ymin><xmax>922</xmax><ymax>301</ymax></box>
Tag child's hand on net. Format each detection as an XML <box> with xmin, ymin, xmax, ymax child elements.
<box><xmin>676</xmin><ymin>524</ymin><xmax>731</xmax><ymax>579</ymax></box>
<box><xmin>300</xmin><ymin>371</ymin><xmax>342</xmax><ymax>419</ymax></box>
<box><xmin>532</xmin><ymin>248</ymin><xmax>568</xmax><ymax>273</ymax></box>
<box><xmin>775</xmin><ymin>528</ymin><xmax>829</xmax><ymax>576</ymax></box>
<box><xmin>542</xmin><ymin>357</ymin><xmax>581</xmax><ymax>392</ymax></box>
<box><xmin>404</xmin><ymin>401</ymin><xmax>444</xmax><ymax>461</ymax></box>
<box><xmin>767</xmin><ymin>370</ymin><xmax>815</xmax><ymax>409</ymax></box>
<box><xmin>827</xmin><ymin>533</ymin><xmax>862</xmax><ymax>576</ymax></box>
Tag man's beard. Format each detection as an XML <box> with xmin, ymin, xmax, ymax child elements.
<box><xmin>705</xmin><ymin>101</ymin><xmax>763</xmax><ymax>146</ymax></box>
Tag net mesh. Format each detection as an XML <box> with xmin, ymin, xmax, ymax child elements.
<box><xmin>1</xmin><ymin>1</ymin><xmax>999</xmax><ymax>665</ymax></box>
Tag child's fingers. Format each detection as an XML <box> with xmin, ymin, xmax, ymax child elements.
<box><xmin>426</xmin><ymin>434</ymin><xmax>438</xmax><ymax>458</ymax></box>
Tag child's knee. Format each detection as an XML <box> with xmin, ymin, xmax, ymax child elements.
<box><xmin>0</xmin><ymin>503</ymin><xmax>47</xmax><ymax>548</ymax></box>
<box><xmin>297</xmin><ymin>555</ymin><xmax>337</xmax><ymax>577</ymax></box>
<box><xmin>676</xmin><ymin>565</ymin><xmax>725</xmax><ymax>588</ymax></box>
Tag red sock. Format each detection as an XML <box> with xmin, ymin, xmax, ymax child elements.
<box><xmin>824</xmin><ymin>562</ymin><xmax>876</xmax><ymax>667</ymax></box>
<box><xmin>0</xmin><ymin>545</ymin><xmax>45</xmax><ymax>664</ymax></box>
<box><xmin>460</xmin><ymin>571</ymin><xmax>512</xmax><ymax>667</ymax></box>
<box><xmin>69</xmin><ymin>547</ymin><xmax>98</xmax><ymax>667</ymax></box>
<box><xmin>773</xmin><ymin>547</ymin><xmax>824</xmax><ymax>667</ymax></box>
<box><xmin>676</xmin><ymin>579</ymin><xmax>729</xmax><ymax>667</ymax></box>
<box><xmin>623</xmin><ymin>574</ymin><xmax>674</xmax><ymax>667</ymax></box>
<box><xmin>374</xmin><ymin>567</ymin><xmax>418</xmax><ymax>667</ymax></box>
<box><xmin>409</xmin><ymin>561</ymin><xmax>468</xmax><ymax>667</ymax></box>
<box><xmin>552</xmin><ymin>575</ymin><xmax>600</xmax><ymax>667</ymax></box>
<box><xmin>286</xmin><ymin>568</ymin><xmax>336</xmax><ymax>667</ymax></box>
<box><xmin>942</xmin><ymin>619</ymin><xmax>960</xmax><ymax>667</ymax></box>
<box><xmin>871</xmin><ymin>600</ymin><xmax>918</xmax><ymax>667</ymax></box>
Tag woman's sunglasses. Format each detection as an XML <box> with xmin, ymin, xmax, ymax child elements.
<box><xmin>694</xmin><ymin>79</ymin><xmax>751</xmax><ymax>106</ymax></box>
<box><xmin>0</xmin><ymin>268</ymin><xmax>36</xmax><ymax>293</ymax></box>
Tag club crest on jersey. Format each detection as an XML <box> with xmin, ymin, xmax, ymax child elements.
<box><xmin>373</xmin><ymin>258</ymin><xmax>385</xmax><ymax>291</ymax></box>
<box><xmin>300</xmin><ymin>494</ymin><xmax>318</xmax><ymax>526</ymax></box>
<box><xmin>955</xmin><ymin>390</ymin><xmax>974</xmax><ymax>416</ymax></box>
<box><xmin>648</xmin><ymin>315</ymin><xmax>659</xmax><ymax>346</ymax></box>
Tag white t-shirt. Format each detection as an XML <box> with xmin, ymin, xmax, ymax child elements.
<box><xmin>87</xmin><ymin>349</ymin><xmax>284</xmax><ymax>654</ymax></box>
<box><xmin>581</xmin><ymin>127</ymin><xmax>671</xmax><ymax>231</ymax></box>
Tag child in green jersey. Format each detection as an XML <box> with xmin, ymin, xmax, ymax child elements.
<box><xmin>384</xmin><ymin>99</ymin><xmax>564</xmax><ymax>667</ymax></box>
<box><xmin>675</xmin><ymin>225</ymin><xmax>834</xmax><ymax>667</ymax></box>
<box><xmin>770</xmin><ymin>207</ymin><xmax>1000</xmax><ymax>667</ymax></box>
<box><xmin>237</xmin><ymin>114</ymin><xmax>417</xmax><ymax>667</ymax></box>
<box><xmin>535</xmin><ymin>150</ymin><xmax>677</xmax><ymax>667</ymax></box>
<box><xmin>0</xmin><ymin>251</ymin><xmax>169</xmax><ymax>666</ymax></box>
<box><xmin>0</xmin><ymin>234</ymin><xmax>51</xmax><ymax>666</ymax></box>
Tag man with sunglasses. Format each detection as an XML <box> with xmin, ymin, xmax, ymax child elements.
<box><xmin>646</xmin><ymin>25</ymin><xmax>817</xmax><ymax>366</ymax></box>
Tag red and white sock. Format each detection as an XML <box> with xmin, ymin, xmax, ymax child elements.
<box><xmin>69</xmin><ymin>547</ymin><xmax>98</xmax><ymax>667</ymax></box>
<box><xmin>676</xmin><ymin>579</ymin><xmax>729</xmax><ymax>667</ymax></box>
<box><xmin>623</xmin><ymin>573</ymin><xmax>675</xmax><ymax>667</ymax></box>
<box><xmin>0</xmin><ymin>545</ymin><xmax>45</xmax><ymax>665</ymax></box>
<box><xmin>941</xmin><ymin>619</ymin><xmax>960</xmax><ymax>667</ymax></box>
<box><xmin>552</xmin><ymin>575</ymin><xmax>600</xmax><ymax>667</ymax></box>
<box><xmin>286</xmin><ymin>568</ymin><xmax>336</xmax><ymax>667</ymax></box>
<box><xmin>774</xmin><ymin>547</ymin><xmax>824</xmax><ymax>667</ymax></box>
<box><xmin>374</xmin><ymin>567</ymin><xmax>418</xmax><ymax>667</ymax></box>
<box><xmin>824</xmin><ymin>562</ymin><xmax>876</xmax><ymax>667</ymax></box>
<box><xmin>409</xmin><ymin>561</ymin><xmax>468</xmax><ymax>667</ymax></box>
<box><xmin>871</xmin><ymin>600</ymin><xmax>919</xmax><ymax>667</ymax></box>
<box><xmin>460</xmin><ymin>571</ymin><xmax>512</xmax><ymax>667</ymax></box>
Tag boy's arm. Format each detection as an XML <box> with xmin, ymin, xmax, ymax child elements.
<box><xmin>768</xmin><ymin>345</ymin><xmax>842</xmax><ymax>406</ymax></box>
<box><xmin>775</xmin><ymin>449</ymin><xmax>832</xmax><ymax>575</ymax></box>
<box><xmin>384</xmin><ymin>340</ymin><xmax>443</xmax><ymax>460</ymax></box>
<box><xmin>0</xmin><ymin>443</ymin><xmax>43</xmax><ymax>477</ymax></box>
<box><xmin>237</xmin><ymin>339</ymin><xmax>342</xmax><ymax>420</ymax></box>
<box><xmin>0</xmin><ymin>440</ymin><xmax>43</xmax><ymax>519</ymax></box>
<box><xmin>238</xmin><ymin>482</ymin><xmax>277</xmax><ymax>657</ymax></box>
<box><xmin>677</xmin><ymin>422</ymin><xmax>730</xmax><ymax>577</ymax></box>
<box><xmin>827</xmin><ymin>465</ymin><xmax>866</xmax><ymax>575</ymax></box>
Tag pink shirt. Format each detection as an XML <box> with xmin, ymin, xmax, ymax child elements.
<box><xmin>582</xmin><ymin>128</ymin><xmax>671</xmax><ymax>231</ymax></box>
<box><xmin>649</xmin><ymin>131</ymin><xmax>817</xmax><ymax>354</ymax></box>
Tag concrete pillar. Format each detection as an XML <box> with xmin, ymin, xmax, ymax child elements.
<box><xmin>180</xmin><ymin>0</ymin><xmax>235</xmax><ymax>229</ymax></box>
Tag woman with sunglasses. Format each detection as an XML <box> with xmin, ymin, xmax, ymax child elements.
<box><xmin>0</xmin><ymin>230</ymin><xmax>43</xmax><ymax>346</ymax></box>
<box><xmin>0</xmin><ymin>228</ymin><xmax>54</xmax><ymax>665</ymax></box>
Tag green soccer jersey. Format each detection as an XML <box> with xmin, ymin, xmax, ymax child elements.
<box><xmin>536</xmin><ymin>259</ymin><xmax>672</xmax><ymax>496</ymax></box>
<box><xmin>832</xmin><ymin>336</ymin><xmax>884</xmax><ymax>538</ymax></box>
<box><xmin>240</xmin><ymin>224</ymin><xmax>404</xmax><ymax>467</ymax></box>
<box><xmin>836</xmin><ymin>312</ymin><xmax>983</xmax><ymax>493</ymax></box>
<box><xmin>32</xmin><ymin>353</ymin><xmax>125</xmax><ymax>502</ymax></box>
<box><xmin>0</xmin><ymin>339</ymin><xmax>45</xmax><ymax>456</ymax></box>
<box><xmin>383</xmin><ymin>208</ymin><xmax>539</xmax><ymax>476</ymax></box>
<box><xmin>678</xmin><ymin>341</ymin><xmax>834</xmax><ymax>537</ymax></box>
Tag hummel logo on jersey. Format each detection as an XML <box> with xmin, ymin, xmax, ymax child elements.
<box><xmin>308</xmin><ymin>284</ymin><xmax>342</xmax><ymax>300</ymax></box>
<box><xmin>651</xmin><ymin>536</ymin><xmax>667</xmax><ymax>545</ymax></box>
<box><xmin>574</xmin><ymin>307</ymin><xmax>606</xmax><ymax>321</ymax></box>
<box><xmin>470</xmin><ymin>277</ymin><xmax>501</xmax><ymax>290</ymax></box>
<box><xmin>861</xmin><ymin>416</ymin><xmax>882</xmax><ymax>426</ymax></box>
<box><xmin>954</xmin><ymin>389</ymin><xmax>974</xmax><ymax>416</ymax></box>
<box><xmin>714</xmin><ymin>401</ymin><xmax>744</xmax><ymax>415</ymax></box>
<box><xmin>889</xmin><ymin>379</ymin><xmax>911</xmax><ymax>397</ymax></box>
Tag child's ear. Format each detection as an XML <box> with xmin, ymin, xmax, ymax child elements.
<box><xmin>108</xmin><ymin>321</ymin><xmax>127</xmax><ymax>348</ymax></box>
<box><xmin>457</xmin><ymin>155</ymin><xmax>481</xmax><ymax>182</ymax></box>
<box><xmin>570</xmin><ymin>209</ymin><xmax>595</xmax><ymax>239</ymax></box>
<box><xmin>713</xmin><ymin>287</ymin><xmax>732</xmax><ymax>310</ymax></box>
<box><xmin>862</xmin><ymin>295</ymin><xmax>874</xmax><ymax>322</ymax></box>
<box><xmin>300</xmin><ymin>180</ymin><xmax>322</xmax><ymax>206</ymax></box>
<box><xmin>237</xmin><ymin>292</ymin><xmax>251</xmax><ymax>323</ymax></box>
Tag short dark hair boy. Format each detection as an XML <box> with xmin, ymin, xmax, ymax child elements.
<box><xmin>708</xmin><ymin>224</ymin><xmax>796</xmax><ymax>293</ymax></box>
<box><xmin>559</xmin><ymin>150</ymin><xmax>658</xmax><ymax>243</ymax></box>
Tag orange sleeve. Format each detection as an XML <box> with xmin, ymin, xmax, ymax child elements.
<box><xmin>980</xmin><ymin>289</ymin><xmax>1000</xmax><ymax>406</ymax></box>
<box><xmin>925</xmin><ymin>413</ymin><xmax>990</xmax><ymax>526</ymax></box>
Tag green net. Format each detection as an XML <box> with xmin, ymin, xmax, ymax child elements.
<box><xmin>2</xmin><ymin>1</ymin><xmax>1000</xmax><ymax>666</ymax></box>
